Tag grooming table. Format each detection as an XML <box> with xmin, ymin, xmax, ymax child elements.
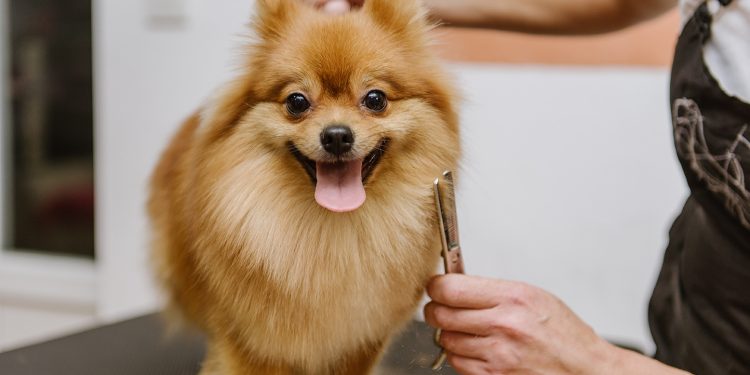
<box><xmin>0</xmin><ymin>314</ymin><xmax>457</xmax><ymax>374</ymax></box>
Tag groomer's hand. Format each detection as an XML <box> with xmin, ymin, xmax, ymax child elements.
<box><xmin>424</xmin><ymin>274</ymin><xmax>618</xmax><ymax>375</ymax></box>
<box><xmin>301</xmin><ymin>0</ymin><xmax>364</xmax><ymax>14</ymax></box>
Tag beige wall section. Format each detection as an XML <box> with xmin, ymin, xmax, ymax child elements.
<box><xmin>433</xmin><ymin>10</ymin><xmax>680</xmax><ymax>67</ymax></box>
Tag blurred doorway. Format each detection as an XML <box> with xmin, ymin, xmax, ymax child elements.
<box><xmin>6</xmin><ymin>0</ymin><xmax>94</xmax><ymax>257</ymax></box>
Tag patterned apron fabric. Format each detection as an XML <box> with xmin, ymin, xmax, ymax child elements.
<box><xmin>648</xmin><ymin>1</ymin><xmax>750</xmax><ymax>374</ymax></box>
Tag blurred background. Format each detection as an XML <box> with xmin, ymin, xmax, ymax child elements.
<box><xmin>0</xmin><ymin>0</ymin><xmax>686</xmax><ymax>356</ymax></box>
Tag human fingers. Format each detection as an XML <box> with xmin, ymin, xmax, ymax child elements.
<box><xmin>446</xmin><ymin>353</ymin><xmax>491</xmax><ymax>375</ymax></box>
<box><xmin>423</xmin><ymin>301</ymin><xmax>495</xmax><ymax>336</ymax></box>
<box><xmin>322</xmin><ymin>0</ymin><xmax>351</xmax><ymax>14</ymax></box>
<box><xmin>438</xmin><ymin>330</ymin><xmax>492</xmax><ymax>360</ymax></box>
<box><xmin>426</xmin><ymin>274</ymin><xmax>503</xmax><ymax>309</ymax></box>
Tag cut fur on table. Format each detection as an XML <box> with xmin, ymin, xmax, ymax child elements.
<box><xmin>148</xmin><ymin>0</ymin><xmax>460</xmax><ymax>373</ymax></box>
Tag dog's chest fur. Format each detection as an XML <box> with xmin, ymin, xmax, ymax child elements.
<box><xmin>188</xmin><ymin>156</ymin><xmax>442</xmax><ymax>367</ymax></box>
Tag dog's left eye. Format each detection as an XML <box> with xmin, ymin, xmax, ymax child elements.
<box><xmin>286</xmin><ymin>93</ymin><xmax>311</xmax><ymax>116</ymax></box>
<box><xmin>363</xmin><ymin>90</ymin><xmax>387</xmax><ymax>112</ymax></box>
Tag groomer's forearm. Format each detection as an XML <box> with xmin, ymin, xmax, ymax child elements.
<box><xmin>609</xmin><ymin>346</ymin><xmax>693</xmax><ymax>375</ymax></box>
<box><xmin>424</xmin><ymin>0</ymin><xmax>677</xmax><ymax>34</ymax></box>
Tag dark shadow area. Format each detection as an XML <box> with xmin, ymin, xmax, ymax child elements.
<box><xmin>0</xmin><ymin>314</ymin><xmax>458</xmax><ymax>374</ymax></box>
<box><xmin>8</xmin><ymin>0</ymin><xmax>94</xmax><ymax>257</ymax></box>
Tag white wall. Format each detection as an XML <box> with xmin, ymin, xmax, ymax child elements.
<box><xmin>453</xmin><ymin>65</ymin><xmax>686</xmax><ymax>351</ymax></box>
<box><xmin>95</xmin><ymin>0</ymin><xmax>687</xmax><ymax>352</ymax></box>
<box><xmin>94</xmin><ymin>0</ymin><xmax>254</xmax><ymax>320</ymax></box>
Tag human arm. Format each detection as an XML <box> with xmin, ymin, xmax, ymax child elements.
<box><xmin>306</xmin><ymin>0</ymin><xmax>677</xmax><ymax>34</ymax></box>
<box><xmin>302</xmin><ymin>0</ymin><xmax>677</xmax><ymax>34</ymax></box>
<box><xmin>423</xmin><ymin>0</ymin><xmax>678</xmax><ymax>34</ymax></box>
<box><xmin>424</xmin><ymin>274</ymin><xmax>692</xmax><ymax>375</ymax></box>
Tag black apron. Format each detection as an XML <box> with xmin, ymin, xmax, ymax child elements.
<box><xmin>648</xmin><ymin>1</ymin><xmax>750</xmax><ymax>374</ymax></box>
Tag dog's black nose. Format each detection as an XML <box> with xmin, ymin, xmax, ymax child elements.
<box><xmin>321</xmin><ymin>125</ymin><xmax>354</xmax><ymax>156</ymax></box>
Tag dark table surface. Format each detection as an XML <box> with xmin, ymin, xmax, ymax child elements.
<box><xmin>0</xmin><ymin>314</ymin><xmax>457</xmax><ymax>375</ymax></box>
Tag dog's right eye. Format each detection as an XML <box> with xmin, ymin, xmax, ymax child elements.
<box><xmin>286</xmin><ymin>93</ymin><xmax>311</xmax><ymax>116</ymax></box>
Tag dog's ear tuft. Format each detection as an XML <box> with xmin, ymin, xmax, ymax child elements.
<box><xmin>254</xmin><ymin>0</ymin><xmax>299</xmax><ymax>40</ymax></box>
<box><xmin>363</xmin><ymin>0</ymin><xmax>429</xmax><ymax>36</ymax></box>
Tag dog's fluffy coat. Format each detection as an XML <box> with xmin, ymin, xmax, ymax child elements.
<box><xmin>149</xmin><ymin>0</ymin><xmax>460</xmax><ymax>373</ymax></box>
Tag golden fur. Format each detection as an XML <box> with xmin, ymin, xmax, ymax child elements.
<box><xmin>148</xmin><ymin>0</ymin><xmax>460</xmax><ymax>373</ymax></box>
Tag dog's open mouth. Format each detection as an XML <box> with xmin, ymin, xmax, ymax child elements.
<box><xmin>289</xmin><ymin>138</ymin><xmax>389</xmax><ymax>212</ymax></box>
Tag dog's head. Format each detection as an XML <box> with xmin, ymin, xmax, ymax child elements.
<box><xmin>201</xmin><ymin>0</ymin><xmax>459</xmax><ymax>213</ymax></box>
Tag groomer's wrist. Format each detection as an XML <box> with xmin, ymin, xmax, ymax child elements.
<box><xmin>585</xmin><ymin>338</ymin><xmax>625</xmax><ymax>375</ymax></box>
<box><xmin>604</xmin><ymin>344</ymin><xmax>693</xmax><ymax>375</ymax></box>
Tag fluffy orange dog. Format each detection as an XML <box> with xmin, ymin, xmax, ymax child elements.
<box><xmin>149</xmin><ymin>0</ymin><xmax>459</xmax><ymax>373</ymax></box>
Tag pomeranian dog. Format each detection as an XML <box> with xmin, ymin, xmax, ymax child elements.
<box><xmin>149</xmin><ymin>0</ymin><xmax>459</xmax><ymax>373</ymax></box>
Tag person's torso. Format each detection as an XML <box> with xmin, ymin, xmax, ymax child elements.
<box><xmin>649</xmin><ymin>1</ymin><xmax>750</xmax><ymax>373</ymax></box>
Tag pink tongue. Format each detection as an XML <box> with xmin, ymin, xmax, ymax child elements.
<box><xmin>315</xmin><ymin>160</ymin><xmax>366</xmax><ymax>212</ymax></box>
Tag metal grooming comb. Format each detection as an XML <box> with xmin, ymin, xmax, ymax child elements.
<box><xmin>431</xmin><ymin>170</ymin><xmax>465</xmax><ymax>370</ymax></box>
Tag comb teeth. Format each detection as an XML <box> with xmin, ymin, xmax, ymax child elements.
<box><xmin>440</xmin><ymin>171</ymin><xmax>459</xmax><ymax>248</ymax></box>
<box><xmin>431</xmin><ymin>170</ymin><xmax>462</xmax><ymax>371</ymax></box>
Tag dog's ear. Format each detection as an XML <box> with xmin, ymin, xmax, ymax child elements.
<box><xmin>254</xmin><ymin>0</ymin><xmax>299</xmax><ymax>40</ymax></box>
<box><xmin>363</xmin><ymin>0</ymin><xmax>429</xmax><ymax>36</ymax></box>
